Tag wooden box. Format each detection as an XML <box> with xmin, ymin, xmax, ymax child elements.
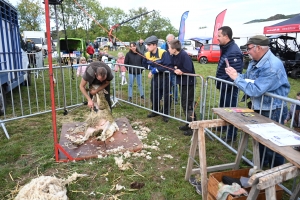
<box><xmin>207</xmin><ymin>168</ymin><xmax>283</xmax><ymax>200</ymax></box>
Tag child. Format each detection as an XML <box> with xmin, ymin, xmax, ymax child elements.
<box><xmin>115</xmin><ymin>52</ymin><xmax>127</xmax><ymax>85</ymax></box>
<box><xmin>76</xmin><ymin>57</ymin><xmax>88</xmax><ymax>77</ymax></box>
<box><xmin>284</xmin><ymin>92</ymin><xmax>300</xmax><ymax>133</ymax></box>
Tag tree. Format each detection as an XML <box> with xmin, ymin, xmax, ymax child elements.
<box><xmin>16</xmin><ymin>0</ymin><xmax>44</xmax><ymax>32</ymax></box>
<box><xmin>128</xmin><ymin>8</ymin><xmax>177</xmax><ymax>40</ymax></box>
<box><xmin>16</xmin><ymin>0</ymin><xmax>177</xmax><ymax>44</ymax></box>
<box><xmin>114</xmin><ymin>7</ymin><xmax>178</xmax><ymax>41</ymax></box>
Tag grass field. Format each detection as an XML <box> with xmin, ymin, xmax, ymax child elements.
<box><xmin>0</xmin><ymin>50</ymin><xmax>299</xmax><ymax>199</ymax></box>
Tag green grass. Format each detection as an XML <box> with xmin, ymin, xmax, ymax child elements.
<box><xmin>0</xmin><ymin>58</ymin><xmax>299</xmax><ymax>199</ymax></box>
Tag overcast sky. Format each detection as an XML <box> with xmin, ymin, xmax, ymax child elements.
<box><xmin>8</xmin><ymin>0</ymin><xmax>300</xmax><ymax>38</ymax></box>
<box><xmin>100</xmin><ymin>0</ymin><xmax>300</xmax><ymax>38</ymax></box>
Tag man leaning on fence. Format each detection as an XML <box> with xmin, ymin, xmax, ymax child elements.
<box><xmin>216</xmin><ymin>26</ymin><xmax>243</xmax><ymax>143</ymax></box>
<box><xmin>225</xmin><ymin>35</ymin><xmax>290</xmax><ymax>168</ymax></box>
<box><xmin>168</xmin><ymin>39</ymin><xmax>197</xmax><ymax>136</ymax></box>
<box><xmin>142</xmin><ymin>35</ymin><xmax>173</xmax><ymax>123</ymax></box>
<box><xmin>161</xmin><ymin>33</ymin><xmax>179</xmax><ymax>105</ymax></box>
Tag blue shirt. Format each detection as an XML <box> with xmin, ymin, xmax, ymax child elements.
<box><xmin>234</xmin><ymin>50</ymin><xmax>290</xmax><ymax>110</ymax></box>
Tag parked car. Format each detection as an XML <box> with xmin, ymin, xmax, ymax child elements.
<box><xmin>197</xmin><ymin>44</ymin><xmax>220</xmax><ymax>64</ymax></box>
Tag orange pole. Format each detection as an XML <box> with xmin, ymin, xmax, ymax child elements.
<box><xmin>44</xmin><ymin>0</ymin><xmax>59</xmax><ymax>161</ymax></box>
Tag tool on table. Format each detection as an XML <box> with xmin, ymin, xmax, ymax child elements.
<box><xmin>241</xmin><ymin>113</ymin><xmax>254</xmax><ymax>117</ymax></box>
<box><xmin>224</xmin><ymin>108</ymin><xmax>233</xmax><ymax>112</ymax></box>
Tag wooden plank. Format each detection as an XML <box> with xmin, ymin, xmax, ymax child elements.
<box><xmin>248</xmin><ymin>163</ymin><xmax>293</xmax><ymax>185</ymax></box>
<box><xmin>212</xmin><ymin>107</ymin><xmax>300</xmax><ymax>168</ymax></box>
<box><xmin>247</xmin><ymin>183</ymin><xmax>260</xmax><ymax>200</ymax></box>
<box><xmin>189</xmin><ymin>119</ymin><xmax>228</xmax><ymax>129</ymax></box>
<box><xmin>198</xmin><ymin>127</ymin><xmax>208</xmax><ymax>199</ymax></box>
<box><xmin>265</xmin><ymin>186</ymin><xmax>277</xmax><ymax>200</ymax></box>
<box><xmin>185</xmin><ymin>129</ymin><xmax>199</xmax><ymax>181</ymax></box>
<box><xmin>257</xmin><ymin>166</ymin><xmax>300</xmax><ymax>190</ymax></box>
<box><xmin>252</xmin><ymin>139</ymin><xmax>261</xmax><ymax>169</ymax></box>
<box><xmin>190</xmin><ymin>163</ymin><xmax>237</xmax><ymax>174</ymax></box>
<box><xmin>234</xmin><ymin>132</ymin><xmax>249</xmax><ymax>169</ymax></box>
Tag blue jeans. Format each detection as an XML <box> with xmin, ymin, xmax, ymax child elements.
<box><xmin>257</xmin><ymin>107</ymin><xmax>287</xmax><ymax>167</ymax></box>
<box><xmin>128</xmin><ymin>73</ymin><xmax>143</xmax><ymax>97</ymax></box>
<box><xmin>170</xmin><ymin>74</ymin><xmax>178</xmax><ymax>101</ymax></box>
<box><xmin>219</xmin><ymin>86</ymin><xmax>238</xmax><ymax>138</ymax></box>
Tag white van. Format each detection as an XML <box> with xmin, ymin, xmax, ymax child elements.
<box><xmin>182</xmin><ymin>40</ymin><xmax>195</xmax><ymax>51</ymax></box>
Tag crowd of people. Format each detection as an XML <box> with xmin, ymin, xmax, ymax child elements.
<box><xmin>78</xmin><ymin>28</ymin><xmax>299</xmax><ymax>169</ymax></box>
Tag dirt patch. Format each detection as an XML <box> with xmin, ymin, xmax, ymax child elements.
<box><xmin>150</xmin><ymin>192</ymin><xmax>165</xmax><ymax>200</ymax></box>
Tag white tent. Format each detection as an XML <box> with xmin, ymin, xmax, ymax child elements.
<box><xmin>186</xmin><ymin>19</ymin><xmax>299</xmax><ymax>48</ymax></box>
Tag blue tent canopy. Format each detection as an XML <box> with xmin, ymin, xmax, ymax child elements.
<box><xmin>269</xmin><ymin>14</ymin><xmax>300</xmax><ymax>27</ymax></box>
<box><xmin>264</xmin><ymin>14</ymin><xmax>300</xmax><ymax>34</ymax></box>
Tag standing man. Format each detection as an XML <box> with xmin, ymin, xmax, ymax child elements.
<box><xmin>169</xmin><ymin>39</ymin><xmax>197</xmax><ymax>136</ymax></box>
<box><xmin>216</xmin><ymin>26</ymin><xmax>243</xmax><ymax>142</ymax></box>
<box><xmin>225</xmin><ymin>35</ymin><xmax>290</xmax><ymax>167</ymax></box>
<box><xmin>113</xmin><ymin>39</ymin><xmax>117</xmax><ymax>51</ymax></box>
<box><xmin>79</xmin><ymin>61</ymin><xmax>114</xmax><ymax>111</ymax></box>
<box><xmin>136</xmin><ymin>38</ymin><xmax>147</xmax><ymax>55</ymax></box>
<box><xmin>143</xmin><ymin>35</ymin><xmax>173</xmax><ymax>122</ymax></box>
<box><xmin>161</xmin><ymin>34</ymin><xmax>178</xmax><ymax>104</ymax></box>
<box><xmin>93</xmin><ymin>40</ymin><xmax>99</xmax><ymax>54</ymax></box>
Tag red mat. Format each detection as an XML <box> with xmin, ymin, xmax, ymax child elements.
<box><xmin>58</xmin><ymin>117</ymin><xmax>143</xmax><ymax>161</ymax></box>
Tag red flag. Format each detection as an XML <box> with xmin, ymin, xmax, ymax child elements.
<box><xmin>212</xmin><ymin>9</ymin><xmax>227</xmax><ymax>44</ymax></box>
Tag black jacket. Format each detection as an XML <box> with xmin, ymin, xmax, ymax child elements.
<box><xmin>216</xmin><ymin>40</ymin><xmax>243</xmax><ymax>89</ymax></box>
<box><xmin>124</xmin><ymin>50</ymin><xmax>144</xmax><ymax>74</ymax></box>
<box><xmin>173</xmin><ymin>50</ymin><xmax>195</xmax><ymax>85</ymax></box>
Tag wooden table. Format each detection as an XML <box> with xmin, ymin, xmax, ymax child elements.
<box><xmin>185</xmin><ymin>107</ymin><xmax>300</xmax><ymax>200</ymax></box>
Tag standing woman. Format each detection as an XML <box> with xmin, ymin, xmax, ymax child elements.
<box><xmin>124</xmin><ymin>42</ymin><xmax>144</xmax><ymax>102</ymax></box>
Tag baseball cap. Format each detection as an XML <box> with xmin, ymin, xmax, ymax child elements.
<box><xmin>246</xmin><ymin>35</ymin><xmax>269</xmax><ymax>46</ymax></box>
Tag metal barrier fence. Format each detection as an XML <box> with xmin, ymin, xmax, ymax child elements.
<box><xmin>111</xmin><ymin>63</ymin><xmax>205</xmax><ymax>124</ymax></box>
<box><xmin>1</xmin><ymin>61</ymin><xmax>300</xmax><ymax>197</ymax></box>
<box><xmin>0</xmin><ymin>65</ymin><xmax>85</xmax><ymax>138</ymax></box>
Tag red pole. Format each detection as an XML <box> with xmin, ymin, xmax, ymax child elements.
<box><xmin>44</xmin><ymin>0</ymin><xmax>59</xmax><ymax>161</ymax></box>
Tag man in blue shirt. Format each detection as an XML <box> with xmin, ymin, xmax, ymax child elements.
<box><xmin>225</xmin><ymin>35</ymin><xmax>290</xmax><ymax>167</ymax></box>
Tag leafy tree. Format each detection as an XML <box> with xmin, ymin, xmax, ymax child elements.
<box><xmin>16</xmin><ymin>0</ymin><xmax>178</xmax><ymax>44</ymax></box>
<box><xmin>125</xmin><ymin>8</ymin><xmax>178</xmax><ymax>40</ymax></box>
<box><xmin>16</xmin><ymin>0</ymin><xmax>45</xmax><ymax>32</ymax></box>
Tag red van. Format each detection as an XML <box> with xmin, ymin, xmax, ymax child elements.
<box><xmin>197</xmin><ymin>44</ymin><xmax>221</xmax><ymax>64</ymax></box>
